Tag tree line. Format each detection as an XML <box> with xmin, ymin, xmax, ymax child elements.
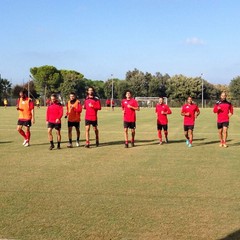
<box><xmin>1</xmin><ymin>65</ymin><xmax>240</xmax><ymax>104</ymax></box>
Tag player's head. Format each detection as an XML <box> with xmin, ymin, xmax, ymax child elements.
<box><xmin>19</xmin><ymin>89</ymin><xmax>27</xmax><ymax>99</ymax></box>
<box><xmin>187</xmin><ymin>96</ymin><xmax>192</xmax><ymax>104</ymax></box>
<box><xmin>220</xmin><ymin>92</ymin><xmax>227</xmax><ymax>101</ymax></box>
<box><xmin>50</xmin><ymin>93</ymin><xmax>58</xmax><ymax>103</ymax></box>
<box><xmin>159</xmin><ymin>97</ymin><xmax>164</xmax><ymax>104</ymax></box>
<box><xmin>125</xmin><ymin>90</ymin><xmax>132</xmax><ymax>99</ymax></box>
<box><xmin>69</xmin><ymin>92</ymin><xmax>76</xmax><ymax>101</ymax></box>
<box><xmin>87</xmin><ymin>87</ymin><xmax>95</xmax><ymax>97</ymax></box>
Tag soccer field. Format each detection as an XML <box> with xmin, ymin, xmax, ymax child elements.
<box><xmin>0</xmin><ymin>107</ymin><xmax>240</xmax><ymax>240</ymax></box>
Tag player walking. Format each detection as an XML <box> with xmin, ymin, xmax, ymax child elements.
<box><xmin>121</xmin><ymin>90</ymin><xmax>140</xmax><ymax>148</ymax></box>
<box><xmin>83</xmin><ymin>87</ymin><xmax>101</xmax><ymax>148</ymax></box>
<box><xmin>46</xmin><ymin>94</ymin><xmax>63</xmax><ymax>150</ymax></box>
<box><xmin>155</xmin><ymin>97</ymin><xmax>172</xmax><ymax>144</ymax></box>
<box><xmin>65</xmin><ymin>92</ymin><xmax>82</xmax><ymax>148</ymax></box>
<box><xmin>213</xmin><ymin>92</ymin><xmax>233</xmax><ymax>148</ymax></box>
<box><xmin>16</xmin><ymin>90</ymin><xmax>35</xmax><ymax>147</ymax></box>
<box><xmin>181</xmin><ymin>96</ymin><xmax>200</xmax><ymax>148</ymax></box>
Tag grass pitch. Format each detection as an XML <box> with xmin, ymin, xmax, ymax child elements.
<box><xmin>0</xmin><ymin>106</ymin><xmax>240</xmax><ymax>240</ymax></box>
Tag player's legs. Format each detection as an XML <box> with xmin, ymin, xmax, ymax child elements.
<box><xmin>93</xmin><ymin>126</ymin><xmax>99</xmax><ymax>146</ymax></box>
<box><xmin>163</xmin><ymin>125</ymin><xmax>168</xmax><ymax>143</ymax></box>
<box><xmin>56</xmin><ymin>129</ymin><xmax>61</xmax><ymax>149</ymax></box>
<box><xmin>131</xmin><ymin>128</ymin><xmax>135</xmax><ymax>146</ymax></box>
<box><xmin>67</xmin><ymin>126</ymin><xmax>73</xmax><ymax>147</ymax></box>
<box><xmin>222</xmin><ymin>126</ymin><xmax>228</xmax><ymax>147</ymax></box>
<box><xmin>124</xmin><ymin>127</ymin><xmax>129</xmax><ymax>147</ymax></box>
<box><xmin>48</xmin><ymin>128</ymin><xmax>55</xmax><ymax>150</ymax></box>
<box><xmin>218</xmin><ymin>128</ymin><xmax>223</xmax><ymax>147</ymax></box>
<box><xmin>17</xmin><ymin>125</ymin><xmax>26</xmax><ymax>139</ymax></box>
<box><xmin>85</xmin><ymin>124</ymin><xmax>90</xmax><ymax>147</ymax></box>
<box><xmin>25</xmin><ymin>126</ymin><xmax>31</xmax><ymax>144</ymax></box>
<box><xmin>188</xmin><ymin>129</ymin><xmax>193</xmax><ymax>145</ymax></box>
<box><xmin>75</xmin><ymin>126</ymin><xmax>80</xmax><ymax>146</ymax></box>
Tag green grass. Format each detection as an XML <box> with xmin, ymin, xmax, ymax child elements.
<box><xmin>0</xmin><ymin>106</ymin><xmax>240</xmax><ymax>240</ymax></box>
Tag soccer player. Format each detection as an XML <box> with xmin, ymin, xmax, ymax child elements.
<box><xmin>16</xmin><ymin>90</ymin><xmax>35</xmax><ymax>147</ymax></box>
<box><xmin>181</xmin><ymin>96</ymin><xmax>200</xmax><ymax>148</ymax></box>
<box><xmin>106</xmin><ymin>99</ymin><xmax>111</xmax><ymax>110</ymax></box>
<box><xmin>3</xmin><ymin>98</ymin><xmax>8</xmax><ymax>109</ymax></box>
<box><xmin>83</xmin><ymin>87</ymin><xmax>101</xmax><ymax>148</ymax></box>
<box><xmin>155</xmin><ymin>97</ymin><xmax>172</xmax><ymax>144</ymax></box>
<box><xmin>213</xmin><ymin>92</ymin><xmax>233</xmax><ymax>148</ymax></box>
<box><xmin>46</xmin><ymin>94</ymin><xmax>63</xmax><ymax>150</ymax></box>
<box><xmin>121</xmin><ymin>90</ymin><xmax>140</xmax><ymax>148</ymax></box>
<box><xmin>65</xmin><ymin>92</ymin><xmax>82</xmax><ymax>148</ymax></box>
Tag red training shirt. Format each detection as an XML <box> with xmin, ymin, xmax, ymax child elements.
<box><xmin>181</xmin><ymin>103</ymin><xmax>200</xmax><ymax>125</ymax></box>
<box><xmin>121</xmin><ymin>98</ymin><xmax>139</xmax><ymax>122</ymax></box>
<box><xmin>213</xmin><ymin>100</ymin><xmax>233</xmax><ymax>123</ymax></box>
<box><xmin>83</xmin><ymin>96</ymin><xmax>101</xmax><ymax>121</ymax></box>
<box><xmin>46</xmin><ymin>102</ymin><xmax>63</xmax><ymax>123</ymax></box>
<box><xmin>155</xmin><ymin>103</ymin><xmax>172</xmax><ymax>125</ymax></box>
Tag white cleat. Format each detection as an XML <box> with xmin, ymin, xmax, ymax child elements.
<box><xmin>23</xmin><ymin>139</ymin><xmax>28</xmax><ymax>146</ymax></box>
<box><xmin>76</xmin><ymin>141</ymin><xmax>80</xmax><ymax>147</ymax></box>
<box><xmin>24</xmin><ymin>142</ymin><xmax>30</xmax><ymax>147</ymax></box>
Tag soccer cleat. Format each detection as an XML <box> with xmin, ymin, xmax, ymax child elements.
<box><xmin>96</xmin><ymin>140</ymin><xmax>99</xmax><ymax>147</ymax></box>
<box><xmin>49</xmin><ymin>145</ymin><xmax>55</xmax><ymax>150</ymax></box>
<box><xmin>23</xmin><ymin>139</ymin><xmax>28</xmax><ymax>146</ymax></box>
<box><xmin>125</xmin><ymin>143</ymin><xmax>129</xmax><ymax>148</ymax></box>
<box><xmin>159</xmin><ymin>141</ymin><xmax>163</xmax><ymax>145</ymax></box>
<box><xmin>165</xmin><ymin>137</ymin><xmax>169</xmax><ymax>143</ymax></box>
<box><xmin>188</xmin><ymin>144</ymin><xmax>192</xmax><ymax>148</ymax></box>
<box><xmin>57</xmin><ymin>146</ymin><xmax>61</xmax><ymax>149</ymax></box>
<box><xmin>67</xmin><ymin>143</ymin><xmax>73</xmax><ymax>148</ymax></box>
<box><xmin>131</xmin><ymin>142</ymin><xmax>135</xmax><ymax>147</ymax></box>
<box><xmin>186</xmin><ymin>140</ymin><xmax>190</xmax><ymax>146</ymax></box>
<box><xmin>223</xmin><ymin>144</ymin><xmax>228</xmax><ymax>148</ymax></box>
<box><xmin>76</xmin><ymin>141</ymin><xmax>80</xmax><ymax>147</ymax></box>
<box><xmin>219</xmin><ymin>143</ymin><xmax>223</xmax><ymax>147</ymax></box>
<box><xmin>85</xmin><ymin>144</ymin><xmax>90</xmax><ymax>148</ymax></box>
<box><xmin>24</xmin><ymin>142</ymin><xmax>30</xmax><ymax>147</ymax></box>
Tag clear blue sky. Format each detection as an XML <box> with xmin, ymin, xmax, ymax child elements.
<box><xmin>0</xmin><ymin>0</ymin><xmax>239</xmax><ymax>85</ymax></box>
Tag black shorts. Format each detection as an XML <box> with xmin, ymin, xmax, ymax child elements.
<box><xmin>124</xmin><ymin>121</ymin><xmax>136</xmax><ymax>129</ymax></box>
<box><xmin>106</xmin><ymin>104</ymin><xmax>110</xmax><ymax>107</ymax></box>
<box><xmin>68</xmin><ymin>121</ymin><xmax>80</xmax><ymax>128</ymax></box>
<box><xmin>48</xmin><ymin>122</ymin><xmax>61</xmax><ymax>130</ymax></box>
<box><xmin>85</xmin><ymin>120</ymin><xmax>98</xmax><ymax>127</ymax></box>
<box><xmin>157</xmin><ymin>124</ymin><xmax>168</xmax><ymax>131</ymax></box>
<box><xmin>17</xmin><ymin>120</ymin><xmax>32</xmax><ymax>127</ymax></box>
<box><xmin>184</xmin><ymin>125</ymin><xmax>194</xmax><ymax>131</ymax></box>
<box><xmin>217</xmin><ymin>122</ymin><xmax>229</xmax><ymax>129</ymax></box>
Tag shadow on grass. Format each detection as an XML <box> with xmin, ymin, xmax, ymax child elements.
<box><xmin>98</xmin><ymin>139</ymin><xmax>156</xmax><ymax>147</ymax></box>
<box><xmin>218</xmin><ymin>229</ymin><xmax>240</xmax><ymax>240</ymax></box>
<box><xmin>0</xmin><ymin>141</ymin><xmax>13</xmax><ymax>144</ymax></box>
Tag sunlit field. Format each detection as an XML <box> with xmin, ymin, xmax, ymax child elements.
<box><xmin>0</xmin><ymin>106</ymin><xmax>240</xmax><ymax>240</ymax></box>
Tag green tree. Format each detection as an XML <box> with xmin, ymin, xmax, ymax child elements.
<box><xmin>30</xmin><ymin>65</ymin><xmax>63</xmax><ymax>97</ymax></box>
<box><xmin>59</xmin><ymin>70</ymin><xmax>85</xmax><ymax>100</ymax></box>
<box><xmin>0</xmin><ymin>78</ymin><xmax>12</xmax><ymax>101</ymax></box>
<box><xmin>229</xmin><ymin>76</ymin><xmax>240</xmax><ymax>99</ymax></box>
<box><xmin>103</xmin><ymin>78</ymin><xmax>119</xmax><ymax>99</ymax></box>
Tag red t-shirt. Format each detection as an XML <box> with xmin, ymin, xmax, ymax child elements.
<box><xmin>121</xmin><ymin>98</ymin><xmax>139</xmax><ymax>122</ymax></box>
<box><xmin>84</xmin><ymin>96</ymin><xmax>101</xmax><ymax>121</ymax></box>
<box><xmin>46</xmin><ymin>102</ymin><xmax>63</xmax><ymax>123</ymax></box>
<box><xmin>155</xmin><ymin>103</ymin><xmax>172</xmax><ymax>125</ymax></box>
<box><xmin>181</xmin><ymin>103</ymin><xmax>200</xmax><ymax>125</ymax></box>
<box><xmin>213</xmin><ymin>100</ymin><xmax>233</xmax><ymax>123</ymax></box>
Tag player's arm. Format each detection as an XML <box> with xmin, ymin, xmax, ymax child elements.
<box><xmin>228</xmin><ymin>104</ymin><xmax>233</xmax><ymax>117</ymax></box>
<box><xmin>164</xmin><ymin>106</ymin><xmax>172</xmax><ymax>115</ymax></box>
<box><xmin>65</xmin><ymin>103</ymin><xmax>69</xmax><ymax>119</ymax></box>
<box><xmin>195</xmin><ymin>108</ymin><xmax>200</xmax><ymax>118</ymax></box>
<box><xmin>213</xmin><ymin>101</ymin><xmax>221</xmax><ymax>113</ymax></box>
<box><xmin>181</xmin><ymin>107</ymin><xmax>186</xmax><ymax>116</ymax></box>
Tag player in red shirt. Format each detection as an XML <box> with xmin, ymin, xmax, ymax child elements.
<box><xmin>155</xmin><ymin>97</ymin><xmax>172</xmax><ymax>144</ymax></box>
<box><xmin>65</xmin><ymin>92</ymin><xmax>82</xmax><ymax>148</ymax></box>
<box><xmin>213</xmin><ymin>92</ymin><xmax>233</xmax><ymax>147</ymax></box>
<box><xmin>181</xmin><ymin>96</ymin><xmax>200</xmax><ymax>147</ymax></box>
<box><xmin>16</xmin><ymin>90</ymin><xmax>35</xmax><ymax>147</ymax></box>
<box><xmin>83</xmin><ymin>87</ymin><xmax>101</xmax><ymax>148</ymax></box>
<box><xmin>46</xmin><ymin>94</ymin><xmax>63</xmax><ymax>150</ymax></box>
<box><xmin>121</xmin><ymin>90</ymin><xmax>140</xmax><ymax>148</ymax></box>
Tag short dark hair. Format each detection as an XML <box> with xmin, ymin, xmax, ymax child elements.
<box><xmin>51</xmin><ymin>93</ymin><xmax>57</xmax><ymax>98</ymax></box>
<box><xmin>69</xmin><ymin>92</ymin><xmax>76</xmax><ymax>96</ymax></box>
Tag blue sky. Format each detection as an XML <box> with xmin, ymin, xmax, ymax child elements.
<box><xmin>0</xmin><ymin>0</ymin><xmax>239</xmax><ymax>85</ymax></box>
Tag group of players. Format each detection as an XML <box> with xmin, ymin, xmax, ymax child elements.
<box><xmin>16</xmin><ymin>88</ymin><xmax>233</xmax><ymax>149</ymax></box>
